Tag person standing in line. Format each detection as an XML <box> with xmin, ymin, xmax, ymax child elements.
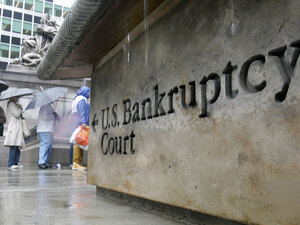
<box><xmin>37</xmin><ymin>103</ymin><xmax>57</xmax><ymax>169</ymax></box>
<box><xmin>0</xmin><ymin>105</ymin><xmax>6</xmax><ymax>136</ymax></box>
<box><xmin>4</xmin><ymin>97</ymin><xmax>24</xmax><ymax>169</ymax></box>
<box><xmin>71</xmin><ymin>86</ymin><xmax>90</xmax><ymax>171</ymax></box>
<box><xmin>65</xmin><ymin>110</ymin><xmax>76</xmax><ymax>168</ymax></box>
<box><xmin>69</xmin><ymin>143</ymin><xmax>73</xmax><ymax>168</ymax></box>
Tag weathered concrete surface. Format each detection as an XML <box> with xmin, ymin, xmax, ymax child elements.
<box><xmin>88</xmin><ymin>1</ymin><xmax>300</xmax><ymax>225</ymax></box>
<box><xmin>0</xmin><ymin>168</ymin><xmax>181</xmax><ymax>225</ymax></box>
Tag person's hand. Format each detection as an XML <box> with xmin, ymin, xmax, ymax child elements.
<box><xmin>17</xmin><ymin>103</ymin><xmax>23</xmax><ymax>110</ymax></box>
<box><xmin>53</xmin><ymin>112</ymin><xmax>60</xmax><ymax>121</ymax></box>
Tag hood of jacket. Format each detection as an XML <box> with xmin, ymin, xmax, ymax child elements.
<box><xmin>77</xmin><ymin>86</ymin><xmax>90</xmax><ymax>99</ymax></box>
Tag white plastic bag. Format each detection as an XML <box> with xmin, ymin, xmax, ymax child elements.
<box><xmin>69</xmin><ymin>126</ymin><xmax>88</xmax><ymax>151</ymax></box>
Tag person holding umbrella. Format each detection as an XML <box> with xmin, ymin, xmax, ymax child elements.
<box><xmin>0</xmin><ymin>80</ymin><xmax>9</xmax><ymax>136</ymax></box>
<box><xmin>36</xmin><ymin>103</ymin><xmax>58</xmax><ymax>169</ymax></box>
<box><xmin>0</xmin><ymin>88</ymin><xmax>36</xmax><ymax>169</ymax></box>
<box><xmin>0</xmin><ymin>105</ymin><xmax>6</xmax><ymax>136</ymax></box>
<box><xmin>4</xmin><ymin>97</ymin><xmax>24</xmax><ymax>169</ymax></box>
<box><xmin>71</xmin><ymin>86</ymin><xmax>90</xmax><ymax>171</ymax></box>
<box><xmin>26</xmin><ymin>87</ymin><xmax>68</xmax><ymax>169</ymax></box>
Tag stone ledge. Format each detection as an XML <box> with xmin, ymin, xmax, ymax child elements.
<box><xmin>6</xmin><ymin>64</ymin><xmax>37</xmax><ymax>73</ymax></box>
<box><xmin>0</xmin><ymin>70</ymin><xmax>86</xmax><ymax>89</ymax></box>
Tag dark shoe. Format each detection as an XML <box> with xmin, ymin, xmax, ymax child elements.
<box><xmin>38</xmin><ymin>164</ymin><xmax>47</xmax><ymax>169</ymax></box>
<box><xmin>46</xmin><ymin>165</ymin><xmax>52</xmax><ymax>169</ymax></box>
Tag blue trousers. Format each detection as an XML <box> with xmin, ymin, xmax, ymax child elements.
<box><xmin>69</xmin><ymin>144</ymin><xmax>73</xmax><ymax>165</ymax></box>
<box><xmin>38</xmin><ymin>132</ymin><xmax>53</xmax><ymax>166</ymax></box>
<box><xmin>8</xmin><ymin>146</ymin><xmax>20</xmax><ymax>167</ymax></box>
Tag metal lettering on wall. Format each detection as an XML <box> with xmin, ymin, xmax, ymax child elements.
<box><xmin>92</xmin><ymin>39</ymin><xmax>300</xmax><ymax>155</ymax></box>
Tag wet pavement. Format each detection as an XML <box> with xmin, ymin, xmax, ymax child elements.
<box><xmin>0</xmin><ymin>168</ymin><xmax>183</xmax><ymax>225</ymax></box>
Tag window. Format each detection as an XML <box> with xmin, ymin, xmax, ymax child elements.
<box><xmin>35</xmin><ymin>0</ymin><xmax>43</xmax><ymax>13</ymax></box>
<box><xmin>25</xmin><ymin>0</ymin><xmax>33</xmax><ymax>11</ymax></box>
<box><xmin>2</xmin><ymin>18</ymin><xmax>11</xmax><ymax>32</ymax></box>
<box><xmin>3</xmin><ymin>9</ymin><xmax>12</xmax><ymax>18</ymax></box>
<box><xmin>1</xmin><ymin>35</ymin><xmax>10</xmax><ymax>44</ymax></box>
<box><xmin>23</xmin><ymin>22</ymin><xmax>32</xmax><ymax>35</ymax></box>
<box><xmin>0</xmin><ymin>44</ymin><xmax>9</xmax><ymax>58</ymax></box>
<box><xmin>24</xmin><ymin>14</ymin><xmax>32</xmax><ymax>22</ymax></box>
<box><xmin>4</xmin><ymin>0</ymin><xmax>13</xmax><ymax>6</ymax></box>
<box><xmin>45</xmin><ymin>0</ymin><xmax>52</xmax><ymax>2</ymax></box>
<box><xmin>63</xmin><ymin>7</ymin><xmax>69</xmax><ymax>18</ymax></box>
<box><xmin>10</xmin><ymin>46</ymin><xmax>20</xmax><ymax>58</ymax></box>
<box><xmin>54</xmin><ymin>5</ymin><xmax>62</xmax><ymax>17</ymax></box>
<box><xmin>44</xmin><ymin>2</ymin><xmax>53</xmax><ymax>15</ymax></box>
<box><xmin>0</xmin><ymin>62</ymin><xmax>8</xmax><ymax>70</ymax></box>
<box><xmin>12</xmin><ymin>37</ymin><xmax>21</xmax><ymax>45</ymax></box>
<box><xmin>33</xmin><ymin>24</ymin><xmax>37</xmax><ymax>34</ymax></box>
<box><xmin>13</xmin><ymin>20</ymin><xmax>22</xmax><ymax>33</ymax></box>
<box><xmin>13</xmin><ymin>12</ymin><xmax>22</xmax><ymax>20</ymax></box>
<box><xmin>34</xmin><ymin>16</ymin><xmax>41</xmax><ymax>24</ymax></box>
<box><xmin>14</xmin><ymin>0</ymin><xmax>23</xmax><ymax>9</ymax></box>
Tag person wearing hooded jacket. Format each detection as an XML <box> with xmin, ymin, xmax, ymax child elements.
<box><xmin>71</xmin><ymin>86</ymin><xmax>90</xmax><ymax>171</ymax></box>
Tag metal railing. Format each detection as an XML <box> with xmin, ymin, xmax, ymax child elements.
<box><xmin>24</xmin><ymin>126</ymin><xmax>38</xmax><ymax>144</ymax></box>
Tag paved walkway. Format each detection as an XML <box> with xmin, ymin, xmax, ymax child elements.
<box><xmin>0</xmin><ymin>168</ymin><xmax>183</xmax><ymax>225</ymax></box>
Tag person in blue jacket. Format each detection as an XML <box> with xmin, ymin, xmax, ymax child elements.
<box><xmin>71</xmin><ymin>86</ymin><xmax>90</xmax><ymax>171</ymax></box>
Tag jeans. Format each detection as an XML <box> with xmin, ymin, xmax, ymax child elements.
<box><xmin>69</xmin><ymin>144</ymin><xmax>73</xmax><ymax>165</ymax></box>
<box><xmin>8</xmin><ymin>146</ymin><xmax>20</xmax><ymax>167</ymax></box>
<box><xmin>38</xmin><ymin>132</ymin><xmax>53</xmax><ymax>166</ymax></box>
<box><xmin>0</xmin><ymin>124</ymin><xmax>3</xmax><ymax>136</ymax></box>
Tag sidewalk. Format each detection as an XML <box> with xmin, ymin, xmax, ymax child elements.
<box><xmin>0</xmin><ymin>168</ymin><xmax>183</xmax><ymax>225</ymax></box>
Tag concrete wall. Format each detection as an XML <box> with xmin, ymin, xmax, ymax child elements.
<box><xmin>0</xmin><ymin>69</ymin><xmax>91</xmax><ymax>131</ymax></box>
<box><xmin>88</xmin><ymin>1</ymin><xmax>300</xmax><ymax>224</ymax></box>
<box><xmin>0</xmin><ymin>137</ymin><xmax>87</xmax><ymax>168</ymax></box>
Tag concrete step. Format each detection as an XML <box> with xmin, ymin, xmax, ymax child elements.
<box><xmin>0</xmin><ymin>136</ymin><xmax>87</xmax><ymax>168</ymax></box>
<box><xmin>22</xmin><ymin>137</ymin><xmax>71</xmax><ymax>151</ymax></box>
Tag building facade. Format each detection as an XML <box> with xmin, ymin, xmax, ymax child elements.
<box><xmin>0</xmin><ymin>0</ymin><xmax>70</xmax><ymax>70</ymax></box>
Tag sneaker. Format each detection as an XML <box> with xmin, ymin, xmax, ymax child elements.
<box><xmin>38</xmin><ymin>164</ymin><xmax>47</xmax><ymax>169</ymax></box>
<box><xmin>9</xmin><ymin>165</ymin><xmax>18</xmax><ymax>169</ymax></box>
<box><xmin>72</xmin><ymin>163</ymin><xmax>87</xmax><ymax>171</ymax></box>
<box><xmin>17</xmin><ymin>164</ymin><xmax>23</xmax><ymax>168</ymax></box>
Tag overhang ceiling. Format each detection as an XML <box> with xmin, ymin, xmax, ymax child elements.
<box><xmin>51</xmin><ymin>0</ymin><xmax>166</xmax><ymax>79</ymax></box>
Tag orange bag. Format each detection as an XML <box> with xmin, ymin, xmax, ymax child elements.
<box><xmin>75</xmin><ymin>125</ymin><xmax>89</xmax><ymax>146</ymax></box>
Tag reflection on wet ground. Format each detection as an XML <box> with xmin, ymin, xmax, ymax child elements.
<box><xmin>0</xmin><ymin>168</ymin><xmax>182</xmax><ymax>225</ymax></box>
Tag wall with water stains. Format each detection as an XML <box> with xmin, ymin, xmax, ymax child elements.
<box><xmin>87</xmin><ymin>1</ymin><xmax>300</xmax><ymax>224</ymax></box>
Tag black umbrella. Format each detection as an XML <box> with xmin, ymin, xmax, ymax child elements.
<box><xmin>0</xmin><ymin>88</ymin><xmax>36</xmax><ymax>101</ymax></box>
<box><xmin>0</xmin><ymin>80</ymin><xmax>8</xmax><ymax>93</ymax></box>
<box><xmin>25</xmin><ymin>87</ymin><xmax>68</xmax><ymax>110</ymax></box>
